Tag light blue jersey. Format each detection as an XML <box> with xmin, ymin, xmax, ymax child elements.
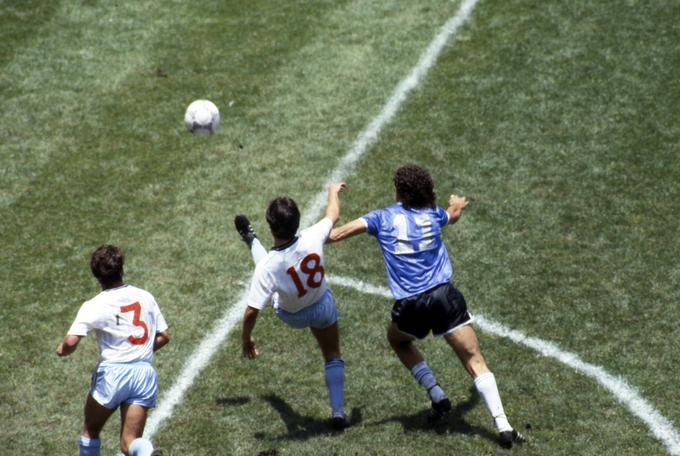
<box><xmin>361</xmin><ymin>203</ymin><xmax>452</xmax><ymax>300</ymax></box>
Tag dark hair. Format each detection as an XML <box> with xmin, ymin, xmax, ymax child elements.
<box><xmin>90</xmin><ymin>244</ymin><xmax>124</xmax><ymax>288</ymax></box>
<box><xmin>393</xmin><ymin>164</ymin><xmax>436</xmax><ymax>208</ymax></box>
<box><xmin>266</xmin><ymin>197</ymin><xmax>300</xmax><ymax>240</ymax></box>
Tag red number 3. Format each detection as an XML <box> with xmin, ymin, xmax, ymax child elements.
<box><xmin>120</xmin><ymin>302</ymin><xmax>149</xmax><ymax>345</ymax></box>
<box><xmin>286</xmin><ymin>253</ymin><xmax>325</xmax><ymax>297</ymax></box>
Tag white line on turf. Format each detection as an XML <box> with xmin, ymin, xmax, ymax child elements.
<box><xmin>144</xmin><ymin>291</ymin><xmax>249</xmax><ymax>437</ymax></box>
<box><xmin>300</xmin><ymin>0</ymin><xmax>481</xmax><ymax>229</ymax></box>
<box><xmin>145</xmin><ymin>0</ymin><xmax>481</xmax><ymax>439</ymax></box>
<box><xmin>327</xmin><ymin>275</ymin><xmax>680</xmax><ymax>456</ymax></box>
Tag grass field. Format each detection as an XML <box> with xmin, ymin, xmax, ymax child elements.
<box><xmin>1</xmin><ymin>0</ymin><xmax>679</xmax><ymax>455</ymax></box>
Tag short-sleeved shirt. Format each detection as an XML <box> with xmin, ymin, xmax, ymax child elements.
<box><xmin>361</xmin><ymin>203</ymin><xmax>452</xmax><ymax>300</ymax></box>
<box><xmin>248</xmin><ymin>218</ymin><xmax>332</xmax><ymax>313</ymax></box>
<box><xmin>68</xmin><ymin>284</ymin><xmax>168</xmax><ymax>365</ymax></box>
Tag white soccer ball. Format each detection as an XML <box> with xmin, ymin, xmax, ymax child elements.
<box><xmin>184</xmin><ymin>99</ymin><xmax>220</xmax><ymax>136</ymax></box>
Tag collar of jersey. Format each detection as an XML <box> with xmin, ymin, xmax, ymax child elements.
<box><xmin>104</xmin><ymin>284</ymin><xmax>129</xmax><ymax>292</ymax></box>
<box><xmin>272</xmin><ymin>236</ymin><xmax>298</xmax><ymax>251</ymax></box>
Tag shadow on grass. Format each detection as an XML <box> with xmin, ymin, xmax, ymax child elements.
<box><xmin>371</xmin><ymin>388</ymin><xmax>498</xmax><ymax>445</ymax></box>
<box><xmin>215</xmin><ymin>396</ymin><xmax>251</xmax><ymax>406</ymax></box>
<box><xmin>253</xmin><ymin>393</ymin><xmax>363</xmax><ymax>441</ymax></box>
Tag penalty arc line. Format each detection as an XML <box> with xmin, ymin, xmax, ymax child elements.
<box><xmin>327</xmin><ymin>275</ymin><xmax>680</xmax><ymax>456</ymax></box>
<box><xmin>144</xmin><ymin>0</ymin><xmax>481</xmax><ymax>439</ymax></box>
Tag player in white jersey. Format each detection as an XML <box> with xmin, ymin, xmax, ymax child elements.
<box><xmin>235</xmin><ymin>183</ymin><xmax>349</xmax><ymax>429</ymax></box>
<box><xmin>56</xmin><ymin>245</ymin><xmax>169</xmax><ymax>456</ymax></box>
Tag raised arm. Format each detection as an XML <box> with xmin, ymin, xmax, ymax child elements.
<box><xmin>446</xmin><ymin>194</ymin><xmax>469</xmax><ymax>225</ymax></box>
<box><xmin>324</xmin><ymin>182</ymin><xmax>347</xmax><ymax>225</ymax></box>
<box><xmin>328</xmin><ymin>218</ymin><xmax>368</xmax><ymax>243</ymax></box>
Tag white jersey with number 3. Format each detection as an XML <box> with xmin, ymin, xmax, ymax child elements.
<box><xmin>68</xmin><ymin>284</ymin><xmax>168</xmax><ymax>365</ymax></box>
<box><xmin>248</xmin><ymin>218</ymin><xmax>332</xmax><ymax>313</ymax></box>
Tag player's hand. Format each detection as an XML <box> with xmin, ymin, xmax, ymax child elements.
<box><xmin>242</xmin><ymin>337</ymin><xmax>259</xmax><ymax>359</ymax></box>
<box><xmin>448</xmin><ymin>194</ymin><xmax>468</xmax><ymax>211</ymax></box>
<box><xmin>56</xmin><ymin>342</ymin><xmax>64</xmax><ymax>356</ymax></box>
<box><xmin>329</xmin><ymin>182</ymin><xmax>347</xmax><ymax>194</ymax></box>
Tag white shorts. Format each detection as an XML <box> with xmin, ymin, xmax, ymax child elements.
<box><xmin>90</xmin><ymin>361</ymin><xmax>158</xmax><ymax>409</ymax></box>
<box><xmin>276</xmin><ymin>290</ymin><xmax>338</xmax><ymax>329</ymax></box>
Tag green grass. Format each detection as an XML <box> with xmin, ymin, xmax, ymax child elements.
<box><xmin>1</xmin><ymin>0</ymin><xmax>679</xmax><ymax>455</ymax></box>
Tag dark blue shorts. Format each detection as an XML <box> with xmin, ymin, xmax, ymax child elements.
<box><xmin>391</xmin><ymin>282</ymin><xmax>472</xmax><ymax>340</ymax></box>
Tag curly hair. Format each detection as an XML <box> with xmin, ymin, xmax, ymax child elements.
<box><xmin>266</xmin><ymin>197</ymin><xmax>300</xmax><ymax>240</ymax></box>
<box><xmin>393</xmin><ymin>164</ymin><xmax>436</xmax><ymax>208</ymax></box>
<box><xmin>90</xmin><ymin>244</ymin><xmax>124</xmax><ymax>288</ymax></box>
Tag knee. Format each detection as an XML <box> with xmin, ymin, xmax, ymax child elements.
<box><xmin>465</xmin><ymin>353</ymin><xmax>489</xmax><ymax>377</ymax></box>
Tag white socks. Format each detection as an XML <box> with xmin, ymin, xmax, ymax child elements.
<box><xmin>129</xmin><ymin>437</ymin><xmax>155</xmax><ymax>456</ymax></box>
<box><xmin>473</xmin><ymin>372</ymin><xmax>512</xmax><ymax>432</ymax></box>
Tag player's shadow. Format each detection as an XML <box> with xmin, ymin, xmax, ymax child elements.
<box><xmin>372</xmin><ymin>388</ymin><xmax>498</xmax><ymax>444</ymax></box>
<box><xmin>254</xmin><ymin>393</ymin><xmax>363</xmax><ymax>441</ymax></box>
<box><xmin>215</xmin><ymin>396</ymin><xmax>251</xmax><ymax>407</ymax></box>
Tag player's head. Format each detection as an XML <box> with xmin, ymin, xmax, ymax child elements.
<box><xmin>90</xmin><ymin>244</ymin><xmax>124</xmax><ymax>289</ymax></box>
<box><xmin>394</xmin><ymin>164</ymin><xmax>436</xmax><ymax>208</ymax></box>
<box><xmin>266</xmin><ymin>197</ymin><xmax>300</xmax><ymax>241</ymax></box>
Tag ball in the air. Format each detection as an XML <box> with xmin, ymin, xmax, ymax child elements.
<box><xmin>184</xmin><ymin>99</ymin><xmax>220</xmax><ymax>136</ymax></box>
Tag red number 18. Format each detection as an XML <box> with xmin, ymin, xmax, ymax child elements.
<box><xmin>286</xmin><ymin>253</ymin><xmax>324</xmax><ymax>297</ymax></box>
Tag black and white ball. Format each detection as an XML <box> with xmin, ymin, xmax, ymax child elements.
<box><xmin>184</xmin><ymin>99</ymin><xmax>220</xmax><ymax>136</ymax></box>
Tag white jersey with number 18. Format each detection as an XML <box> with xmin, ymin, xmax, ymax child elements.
<box><xmin>68</xmin><ymin>284</ymin><xmax>168</xmax><ymax>365</ymax></box>
<box><xmin>248</xmin><ymin>218</ymin><xmax>332</xmax><ymax>313</ymax></box>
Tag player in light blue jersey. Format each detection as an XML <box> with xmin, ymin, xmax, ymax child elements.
<box><xmin>329</xmin><ymin>164</ymin><xmax>524</xmax><ymax>449</ymax></box>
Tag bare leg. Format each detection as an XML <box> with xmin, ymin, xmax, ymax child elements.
<box><xmin>119</xmin><ymin>403</ymin><xmax>149</xmax><ymax>455</ymax></box>
<box><xmin>444</xmin><ymin>324</ymin><xmax>514</xmax><ymax>435</ymax></box>
<box><xmin>83</xmin><ymin>393</ymin><xmax>116</xmax><ymax>439</ymax></box>
<box><xmin>388</xmin><ymin>322</ymin><xmax>449</xmax><ymax>413</ymax></box>
<box><xmin>310</xmin><ymin>322</ymin><xmax>341</xmax><ymax>361</ymax></box>
<box><xmin>442</xmin><ymin>323</ymin><xmax>490</xmax><ymax>378</ymax></box>
<box><xmin>387</xmin><ymin>321</ymin><xmax>423</xmax><ymax>370</ymax></box>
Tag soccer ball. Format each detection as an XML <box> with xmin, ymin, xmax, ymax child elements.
<box><xmin>184</xmin><ymin>99</ymin><xmax>220</xmax><ymax>136</ymax></box>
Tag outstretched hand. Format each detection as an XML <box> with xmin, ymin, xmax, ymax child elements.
<box><xmin>329</xmin><ymin>182</ymin><xmax>347</xmax><ymax>194</ymax></box>
<box><xmin>448</xmin><ymin>194</ymin><xmax>468</xmax><ymax>211</ymax></box>
<box><xmin>446</xmin><ymin>194</ymin><xmax>469</xmax><ymax>224</ymax></box>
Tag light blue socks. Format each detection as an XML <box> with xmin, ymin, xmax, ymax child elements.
<box><xmin>325</xmin><ymin>358</ymin><xmax>345</xmax><ymax>417</ymax></box>
<box><xmin>411</xmin><ymin>360</ymin><xmax>446</xmax><ymax>403</ymax></box>
<box><xmin>79</xmin><ymin>436</ymin><xmax>100</xmax><ymax>456</ymax></box>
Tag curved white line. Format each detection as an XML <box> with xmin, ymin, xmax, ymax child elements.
<box><xmin>327</xmin><ymin>275</ymin><xmax>680</xmax><ymax>455</ymax></box>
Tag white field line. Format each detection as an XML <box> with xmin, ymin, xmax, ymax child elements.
<box><xmin>300</xmin><ymin>0</ymin><xmax>480</xmax><ymax>229</ymax></box>
<box><xmin>145</xmin><ymin>0</ymin><xmax>481</xmax><ymax>439</ymax></box>
<box><xmin>144</xmin><ymin>290</ymin><xmax>249</xmax><ymax>437</ymax></box>
<box><xmin>327</xmin><ymin>275</ymin><xmax>680</xmax><ymax>456</ymax></box>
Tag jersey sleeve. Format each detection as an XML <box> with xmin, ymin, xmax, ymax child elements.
<box><xmin>247</xmin><ymin>262</ymin><xmax>275</xmax><ymax>310</ymax></box>
<box><xmin>66</xmin><ymin>301</ymin><xmax>98</xmax><ymax>336</ymax></box>
<box><xmin>360</xmin><ymin>209</ymin><xmax>382</xmax><ymax>236</ymax></box>
<box><xmin>301</xmin><ymin>217</ymin><xmax>333</xmax><ymax>242</ymax></box>
<box><xmin>436</xmin><ymin>206</ymin><xmax>449</xmax><ymax>227</ymax></box>
<box><xmin>153</xmin><ymin>297</ymin><xmax>168</xmax><ymax>333</ymax></box>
